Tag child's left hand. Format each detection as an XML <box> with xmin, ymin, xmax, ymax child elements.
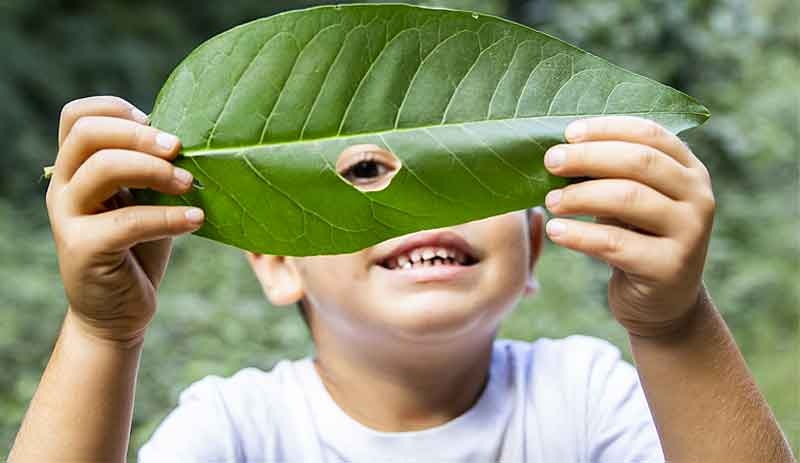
<box><xmin>543</xmin><ymin>116</ymin><xmax>716</xmax><ymax>338</ymax></box>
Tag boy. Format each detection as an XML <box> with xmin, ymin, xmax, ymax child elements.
<box><xmin>9</xmin><ymin>96</ymin><xmax>794</xmax><ymax>462</ymax></box>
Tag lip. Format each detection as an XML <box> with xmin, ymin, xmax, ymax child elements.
<box><xmin>374</xmin><ymin>261</ymin><xmax>478</xmax><ymax>283</ymax></box>
<box><xmin>371</xmin><ymin>229</ymin><xmax>482</xmax><ymax>268</ymax></box>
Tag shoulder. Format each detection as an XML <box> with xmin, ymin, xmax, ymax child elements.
<box><xmin>494</xmin><ymin>337</ymin><xmax>662</xmax><ymax>461</ymax></box>
<box><xmin>179</xmin><ymin>360</ymin><xmax>307</xmax><ymax>438</ymax></box>
<box><xmin>493</xmin><ymin>335</ymin><xmax>632</xmax><ymax>415</ymax></box>
<box><xmin>138</xmin><ymin>360</ymin><xmax>307</xmax><ymax>462</ymax></box>
<box><xmin>178</xmin><ymin>363</ymin><xmax>294</xmax><ymax>408</ymax></box>
<box><xmin>494</xmin><ymin>334</ymin><xmax>625</xmax><ymax>379</ymax></box>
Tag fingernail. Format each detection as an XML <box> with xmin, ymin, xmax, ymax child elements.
<box><xmin>156</xmin><ymin>132</ymin><xmax>179</xmax><ymax>151</ymax></box>
<box><xmin>546</xmin><ymin>219</ymin><xmax>567</xmax><ymax>237</ymax></box>
<box><xmin>173</xmin><ymin>168</ymin><xmax>193</xmax><ymax>185</ymax></box>
<box><xmin>545</xmin><ymin>189</ymin><xmax>562</xmax><ymax>209</ymax></box>
<box><xmin>545</xmin><ymin>147</ymin><xmax>566</xmax><ymax>169</ymax></box>
<box><xmin>185</xmin><ymin>208</ymin><xmax>204</xmax><ymax>225</ymax></box>
<box><xmin>131</xmin><ymin>107</ymin><xmax>149</xmax><ymax>124</ymax></box>
<box><xmin>565</xmin><ymin>121</ymin><xmax>587</xmax><ymax>141</ymax></box>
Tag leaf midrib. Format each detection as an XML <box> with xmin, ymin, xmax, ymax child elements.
<box><xmin>180</xmin><ymin>110</ymin><xmax>709</xmax><ymax>157</ymax></box>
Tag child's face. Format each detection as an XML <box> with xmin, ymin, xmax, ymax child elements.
<box><xmin>247</xmin><ymin>209</ymin><xmax>542</xmax><ymax>343</ymax></box>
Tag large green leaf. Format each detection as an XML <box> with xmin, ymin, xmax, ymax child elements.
<box><xmin>138</xmin><ymin>3</ymin><xmax>709</xmax><ymax>256</ymax></box>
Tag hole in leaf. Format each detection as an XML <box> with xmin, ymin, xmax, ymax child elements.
<box><xmin>335</xmin><ymin>144</ymin><xmax>402</xmax><ymax>192</ymax></box>
<box><xmin>192</xmin><ymin>178</ymin><xmax>205</xmax><ymax>190</ymax></box>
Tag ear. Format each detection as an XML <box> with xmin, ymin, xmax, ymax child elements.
<box><xmin>525</xmin><ymin>207</ymin><xmax>545</xmax><ymax>295</ymax></box>
<box><xmin>528</xmin><ymin>206</ymin><xmax>544</xmax><ymax>270</ymax></box>
<box><xmin>245</xmin><ymin>252</ymin><xmax>305</xmax><ymax>306</ymax></box>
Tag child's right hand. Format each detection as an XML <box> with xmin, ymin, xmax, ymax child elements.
<box><xmin>46</xmin><ymin>96</ymin><xmax>204</xmax><ymax>345</ymax></box>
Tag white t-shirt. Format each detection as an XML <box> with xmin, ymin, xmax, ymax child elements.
<box><xmin>138</xmin><ymin>336</ymin><xmax>664</xmax><ymax>462</ymax></box>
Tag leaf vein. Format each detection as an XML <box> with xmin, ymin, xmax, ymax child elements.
<box><xmin>441</xmin><ymin>36</ymin><xmax>512</xmax><ymax>124</ymax></box>
<box><xmin>257</xmin><ymin>23</ymin><xmax>342</xmax><ymax>144</ymax></box>
<box><xmin>422</xmin><ymin>128</ymin><xmax>509</xmax><ymax>199</ymax></box>
<box><xmin>188</xmin><ymin>157</ymin><xmax>287</xmax><ymax>243</ymax></box>
<box><xmin>514</xmin><ymin>45</ymin><xmax>546</xmax><ymax>118</ymax></box>
<box><xmin>394</xmin><ymin>30</ymin><xmax>474</xmax><ymax>129</ymax></box>
<box><xmin>379</xmin><ymin>134</ymin><xmax>465</xmax><ymax>206</ymax></box>
<box><xmin>206</xmin><ymin>32</ymin><xmax>284</xmax><ymax>149</ymax></box>
<box><xmin>486</xmin><ymin>39</ymin><xmax>536</xmax><ymax>120</ymax></box>
<box><xmin>241</xmin><ymin>152</ymin><xmax>371</xmax><ymax>234</ymax></box>
<box><xmin>336</xmin><ymin>19</ymin><xmax>414</xmax><ymax>135</ymax></box>
<box><xmin>459</xmin><ymin>125</ymin><xmax>536</xmax><ymax>182</ymax></box>
<box><xmin>299</xmin><ymin>24</ymin><xmax>361</xmax><ymax>140</ymax></box>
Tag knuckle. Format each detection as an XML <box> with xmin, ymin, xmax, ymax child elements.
<box><xmin>642</xmin><ymin>120</ymin><xmax>664</xmax><ymax>139</ymax></box>
<box><xmin>59</xmin><ymin>222</ymin><xmax>87</xmax><ymax>257</ymax></box>
<box><xmin>70</xmin><ymin>116</ymin><xmax>101</xmax><ymax>142</ymax></box>
<box><xmin>132</xmin><ymin>123</ymin><xmax>149</xmax><ymax>149</ymax></box>
<box><xmin>45</xmin><ymin>185</ymin><xmax>66</xmax><ymax>216</ymax></box>
<box><xmin>668</xmin><ymin>247</ymin><xmax>693</xmax><ymax>277</ymax></box>
<box><xmin>570</xmin><ymin>143</ymin><xmax>587</xmax><ymax>169</ymax></box>
<box><xmin>85</xmin><ymin>149</ymin><xmax>119</xmax><ymax>175</ymax></box>
<box><xmin>603</xmin><ymin>229</ymin><xmax>625</xmax><ymax>256</ymax></box>
<box><xmin>60</xmin><ymin>100</ymin><xmax>78</xmax><ymax>124</ymax></box>
<box><xmin>696</xmin><ymin>163</ymin><xmax>712</xmax><ymax>184</ymax></box>
<box><xmin>559</xmin><ymin>185</ymin><xmax>577</xmax><ymax>210</ymax></box>
<box><xmin>46</xmin><ymin>183</ymin><xmax>71</xmax><ymax>214</ymax></box>
<box><xmin>132</xmin><ymin>154</ymin><xmax>170</xmax><ymax>185</ymax></box>
<box><xmin>161</xmin><ymin>208</ymin><xmax>177</xmax><ymax>231</ymax></box>
<box><xmin>116</xmin><ymin>210</ymin><xmax>146</xmax><ymax>234</ymax></box>
<box><xmin>103</xmin><ymin>95</ymin><xmax>130</xmax><ymax>109</ymax></box>
<box><xmin>635</xmin><ymin>148</ymin><xmax>657</xmax><ymax>176</ymax></box>
<box><xmin>696</xmin><ymin>188</ymin><xmax>716</xmax><ymax>217</ymax></box>
<box><xmin>149</xmin><ymin>158</ymin><xmax>171</xmax><ymax>182</ymax></box>
<box><xmin>91</xmin><ymin>148</ymin><xmax>117</xmax><ymax>164</ymax></box>
<box><xmin>143</xmin><ymin>159</ymin><xmax>161</xmax><ymax>182</ymax></box>
<box><xmin>621</xmin><ymin>183</ymin><xmax>642</xmax><ymax>208</ymax></box>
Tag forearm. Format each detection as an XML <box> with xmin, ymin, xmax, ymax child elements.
<box><xmin>630</xmin><ymin>287</ymin><xmax>794</xmax><ymax>462</ymax></box>
<box><xmin>10</xmin><ymin>309</ymin><xmax>143</xmax><ymax>463</ymax></box>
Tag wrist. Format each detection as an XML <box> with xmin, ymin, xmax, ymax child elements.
<box><xmin>64</xmin><ymin>308</ymin><xmax>146</xmax><ymax>350</ymax></box>
<box><xmin>626</xmin><ymin>284</ymin><xmax>712</xmax><ymax>343</ymax></box>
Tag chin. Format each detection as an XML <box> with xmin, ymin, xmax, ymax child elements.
<box><xmin>371</xmin><ymin>289</ymin><xmax>517</xmax><ymax>342</ymax></box>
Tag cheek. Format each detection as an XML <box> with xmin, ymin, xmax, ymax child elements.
<box><xmin>295</xmin><ymin>255</ymin><xmax>377</xmax><ymax>325</ymax></box>
<box><xmin>474</xmin><ymin>213</ymin><xmax>531</xmax><ymax>302</ymax></box>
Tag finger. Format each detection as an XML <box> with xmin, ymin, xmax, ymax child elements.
<box><xmin>59</xmin><ymin>96</ymin><xmax>148</xmax><ymax>147</ymax></box>
<box><xmin>545</xmin><ymin>218</ymin><xmax>671</xmax><ymax>277</ymax></box>
<box><xmin>564</xmin><ymin>116</ymin><xmax>698</xmax><ymax>167</ymax></box>
<box><xmin>66</xmin><ymin>149</ymin><xmax>194</xmax><ymax>214</ymax></box>
<box><xmin>545</xmin><ymin>179</ymin><xmax>676</xmax><ymax>235</ymax></box>
<box><xmin>53</xmin><ymin>116</ymin><xmax>180</xmax><ymax>184</ymax></box>
<box><xmin>544</xmin><ymin>141</ymin><xmax>690</xmax><ymax>200</ymax></box>
<box><xmin>84</xmin><ymin>206</ymin><xmax>204</xmax><ymax>252</ymax></box>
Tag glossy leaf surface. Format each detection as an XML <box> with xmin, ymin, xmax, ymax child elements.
<box><xmin>139</xmin><ymin>4</ymin><xmax>709</xmax><ymax>255</ymax></box>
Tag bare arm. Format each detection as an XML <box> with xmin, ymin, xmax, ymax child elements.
<box><xmin>631</xmin><ymin>288</ymin><xmax>794</xmax><ymax>462</ymax></box>
<box><xmin>543</xmin><ymin>116</ymin><xmax>794</xmax><ymax>462</ymax></box>
<box><xmin>10</xmin><ymin>312</ymin><xmax>142</xmax><ymax>462</ymax></box>
<box><xmin>9</xmin><ymin>96</ymin><xmax>203</xmax><ymax>462</ymax></box>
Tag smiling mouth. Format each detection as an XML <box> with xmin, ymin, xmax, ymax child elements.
<box><xmin>379</xmin><ymin>245</ymin><xmax>479</xmax><ymax>270</ymax></box>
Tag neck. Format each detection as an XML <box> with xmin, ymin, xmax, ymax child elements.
<box><xmin>312</xmin><ymin>324</ymin><xmax>496</xmax><ymax>432</ymax></box>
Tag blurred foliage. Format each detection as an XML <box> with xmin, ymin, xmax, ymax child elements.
<box><xmin>0</xmin><ymin>0</ymin><xmax>797</xmax><ymax>459</ymax></box>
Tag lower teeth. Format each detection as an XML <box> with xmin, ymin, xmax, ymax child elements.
<box><xmin>396</xmin><ymin>258</ymin><xmax>461</xmax><ymax>269</ymax></box>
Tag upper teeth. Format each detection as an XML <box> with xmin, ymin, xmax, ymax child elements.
<box><xmin>385</xmin><ymin>246</ymin><xmax>467</xmax><ymax>269</ymax></box>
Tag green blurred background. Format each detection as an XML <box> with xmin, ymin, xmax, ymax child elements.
<box><xmin>1</xmin><ymin>0</ymin><xmax>797</xmax><ymax>458</ymax></box>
